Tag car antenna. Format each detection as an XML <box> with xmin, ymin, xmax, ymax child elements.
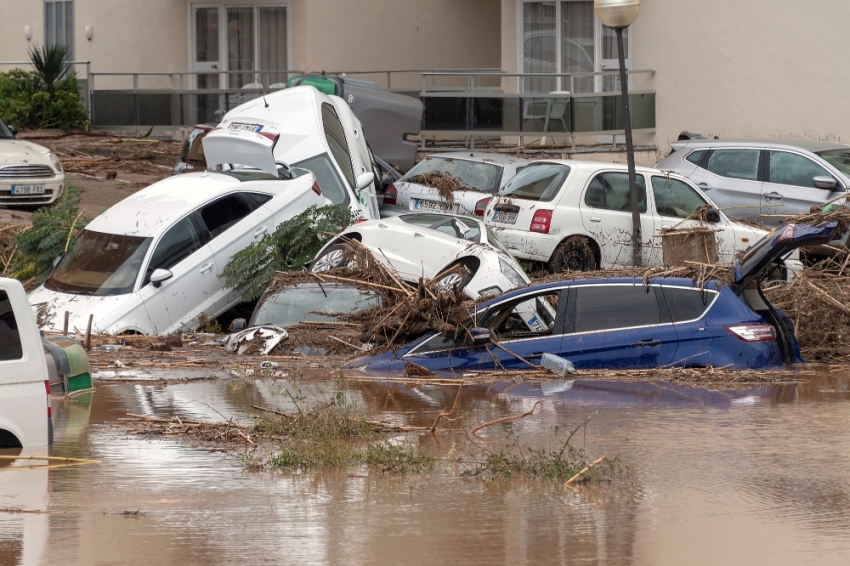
<box><xmin>263</xmin><ymin>97</ymin><xmax>269</xmax><ymax>108</ymax></box>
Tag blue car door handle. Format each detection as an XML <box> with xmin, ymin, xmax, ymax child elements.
<box><xmin>635</xmin><ymin>338</ymin><xmax>661</xmax><ymax>347</ymax></box>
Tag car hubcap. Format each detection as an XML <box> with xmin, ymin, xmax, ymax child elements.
<box><xmin>436</xmin><ymin>272</ymin><xmax>464</xmax><ymax>294</ymax></box>
<box><xmin>313</xmin><ymin>249</ymin><xmax>345</xmax><ymax>272</ymax></box>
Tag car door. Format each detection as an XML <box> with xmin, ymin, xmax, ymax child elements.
<box><xmin>648</xmin><ymin>175</ymin><xmax>740</xmax><ymax>264</ymax></box>
<box><xmin>686</xmin><ymin>148</ymin><xmax>764</xmax><ymax>219</ymax></box>
<box><xmin>659</xmin><ymin>285</ymin><xmax>719</xmax><ymax>365</ymax></box>
<box><xmin>138</xmin><ymin>214</ymin><xmax>218</xmax><ymax>334</ymax></box>
<box><xmin>402</xmin><ymin>289</ymin><xmax>567</xmax><ymax>372</ymax></box>
<box><xmin>559</xmin><ymin>284</ymin><xmax>680</xmax><ymax>369</ymax></box>
<box><xmin>578</xmin><ymin>171</ymin><xmax>655</xmax><ymax>267</ymax></box>
<box><xmin>199</xmin><ymin>192</ymin><xmax>273</xmax><ymax>311</ymax></box>
<box><xmin>762</xmin><ymin>150</ymin><xmax>839</xmax><ymax>218</ymax></box>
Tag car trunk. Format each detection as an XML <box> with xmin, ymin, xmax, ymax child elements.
<box><xmin>202</xmin><ymin>119</ymin><xmax>281</xmax><ymax>176</ymax></box>
<box><xmin>734</xmin><ymin>221</ymin><xmax>840</xmax><ymax>363</ymax></box>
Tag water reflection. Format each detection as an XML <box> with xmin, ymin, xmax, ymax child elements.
<box><xmin>0</xmin><ymin>370</ymin><xmax>849</xmax><ymax>565</ymax></box>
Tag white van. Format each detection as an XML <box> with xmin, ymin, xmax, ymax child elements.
<box><xmin>0</xmin><ymin>277</ymin><xmax>51</xmax><ymax>448</ymax></box>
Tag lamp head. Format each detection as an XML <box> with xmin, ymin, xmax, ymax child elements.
<box><xmin>594</xmin><ymin>0</ymin><xmax>640</xmax><ymax>29</ymax></box>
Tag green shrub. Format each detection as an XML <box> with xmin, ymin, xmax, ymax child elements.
<box><xmin>223</xmin><ymin>204</ymin><xmax>357</xmax><ymax>302</ymax></box>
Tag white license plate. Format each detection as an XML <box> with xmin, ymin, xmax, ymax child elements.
<box><xmin>413</xmin><ymin>198</ymin><xmax>454</xmax><ymax>212</ymax></box>
<box><xmin>491</xmin><ymin>210</ymin><xmax>518</xmax><ymax>224</ymax></box>
<box><xmin>228</xmin><ymin>122</ymin><xmax>262</xmax><ymax>133</ymax></box>
<box><xmin>11</xmin><ymin>185</ymin><xmax>45</xmax><ymax>195</ymax></box>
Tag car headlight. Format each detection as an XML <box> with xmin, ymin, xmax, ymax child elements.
<box><xmin>48</xmin><ymin>151</ymin><xmax>63</xmax><ymax>172</ymax></box>
<box><xmin>499</xmin><ymin>257</ymin><xmax>527</xmax><ymax>287</ymax></box>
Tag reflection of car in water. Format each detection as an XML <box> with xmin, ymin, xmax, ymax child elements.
<box><xmin>249</xmin><ymin>282</ymin><xmax>381</xmax><ymax>327</ymax></box>
<box><xmin>345</xmin><ymin>219</ymin><xmax>841</xmax><ymax>374</ymax></box>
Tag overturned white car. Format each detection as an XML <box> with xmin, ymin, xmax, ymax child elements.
<box><xmin>310</xmin><ymin>212</ymin><xmax>530</xmax><ymax>299</ymax></box>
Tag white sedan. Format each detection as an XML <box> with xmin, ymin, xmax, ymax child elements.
<box><xmin>380</xmin><ymin>152</ymin><xmax>528</xmax><ymax>218</ymax></box>
<box><xmin>310</xmin><ymin>212</ymin><xmax>530</xmax><ymax>299</ymax></box>
<box><xmin>29</xmin><ymin>163</ymin><xmax>330</xmax><ymax>335</ymax></box>
<box><xmin>483</xmin><ymin>160</ymin><xmax>792</xmax><ymax>273</ymax></box>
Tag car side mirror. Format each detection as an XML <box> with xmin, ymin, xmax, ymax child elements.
<box><xmin>8</xmin><ymin>125</ymin><xmax>17</xmax><ymax>137</ymax></box>
<box><xmin>355</xmin><ymin>172</ymin><xmax>375</xmax><ymax>191</ymax></box>
<box><xmin>469</xmin><ymin>327</ymin><xmax>491</xmax><ymax>345</ymax></box>
<box><xmin>150</xmin><ymin>268</ymin><xmax>173</xmax><ymax>288</ymax></box>
<box><xmin>705</xmin><ymin>208</ymin><xmax>721</xmax><ymax>223</ymax></box>
<box><xmin>813</xmin><ymin>176</ymin><xmax>838</xmax><ymax>190</ymax></box>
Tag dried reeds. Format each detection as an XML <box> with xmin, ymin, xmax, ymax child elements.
<box><xmin>406</xmin><ymin>171</ymin><xmax>477</xmax><ymax>204</ymax></box>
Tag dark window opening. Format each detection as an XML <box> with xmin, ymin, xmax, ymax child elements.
<box><xmin>0</xmin><ymin>290</ymin><xmax>23</xmax><ymax>361</ymax></box>
<box><xmin>145</xmin><ymin>217</ymin><xmax>204</xmax><ymax>284</ymax></box>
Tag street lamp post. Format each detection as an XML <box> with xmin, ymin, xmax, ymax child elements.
<box><xmin>594</xmin><ymin>0</ymin><xmax>641</xmax><ymax>266</ymax></box>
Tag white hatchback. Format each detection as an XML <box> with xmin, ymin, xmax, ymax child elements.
<box><xmin>29</xmin><ymin>167</ymin><xmax>329</xmax><ymax>335</ymax></box>
<box><xmin>485</xmin><ymin>160</ymin><xmax>779</xmax><ymax>273</ymax></box>
<box><xmin>311</xmin><ymin>213</ymin><xmax>530</xmax><ymax>299</ymax></box>
<box><xmin>381</xmin><ymin>152</ymin><xmax>528</xmax><ymax>218</ymax></box>
<box><xmin>0</xmin><ymin>116</ymin><xmax>64</xmax><ymax>207</ymax></box>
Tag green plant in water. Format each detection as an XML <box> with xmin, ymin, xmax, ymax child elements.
<box><xmin>10</xmin><ymin>185</ymin><xmax>87</xmax><ymax>283</ymax></box>
<box><xmin>223</xmin><ymin>204</ymin><xmax>357</xmax><ymax>302</ymax></box>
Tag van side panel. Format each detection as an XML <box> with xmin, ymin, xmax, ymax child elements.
<box><xmin>0</xmin><ymin>279</ymin><xmax>49</xmax><ymax>447</ymax></box>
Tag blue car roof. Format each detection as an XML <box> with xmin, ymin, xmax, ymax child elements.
<box><xmin>476</xmin><ymin>276</ymin><xmax>720</xmax><ymax>310</ymax></box>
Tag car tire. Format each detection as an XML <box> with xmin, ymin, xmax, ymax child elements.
<box><xmin>547</xmin><ymin>237</ymin><xmax>597</xmax><ymax>273</ymax></box>
<box><xmin>310</xmin><ymin>244</ymin><xmax>350</xmax><ymax>272</ymax></box>
<box><xmin>434</xmin><ymin>263</ymin><xmax>473</xmax><ymax>295</ymax></box>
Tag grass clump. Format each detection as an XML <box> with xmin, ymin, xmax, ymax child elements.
<box><xmin>223</xmin><ymin>204</ymin><xmax>357</xmax><ymax>302</ymax></box>
<box><xmin>252</xmin><ymin>392</ymin><xmax>433</xmax><ymax>474</ymax></box>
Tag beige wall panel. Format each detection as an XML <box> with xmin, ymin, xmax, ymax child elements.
<box><xmin>75</xmin><ymin>1</ymin><xmax>187</xmax><ymax>89</ymax></box>
<box><xmin>0</xmin><ymin>1</ymin><xmax>45</xmax><ymax>66</ymax></box>
<box><xmin>298</xmin><ymin>0</ymin><xmax>501</xmax><ymax>88</ymax></box>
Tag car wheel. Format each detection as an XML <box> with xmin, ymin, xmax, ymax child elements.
<box><xmin>311</xmin><ymin>244</ymin><xmax>350</xmax><ymax>272</ymax></box>
<box><xmin>434</xmin><ymin>264</ymin><xmax>473</xmax><ymax>295</ymax></box>
<box><xmin>547</xmin><ymin>237</ymin><xmax>597</xmax><ymax>273</ymax></box>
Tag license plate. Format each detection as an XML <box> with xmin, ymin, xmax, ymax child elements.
<box><xmin>491</xmin><ymin>210</ymin><xmax>518</xmax><ymax>224</ymax></box>
<box><xmin>228</xmin><ymin>122</ymin><xmax>262</xmax><ymax>133</ymax></box>
<box><xmin>413</xmin><ymin>198</ymin><xmax>454</xmax><ymax>212</ymax></box>
<box><xmin>11</xmin><ymin>185</ymin><xmax>45</xmax><ymax>195</ymax></box>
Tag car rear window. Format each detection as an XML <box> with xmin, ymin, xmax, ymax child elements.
<box><xmin>251</xmin><ymin>285</ymin><xmax>380</xmax><ymax>327</ymax></box>
<box><xmin>661</xmin><ymin>287</ymin><xmax>717</xmax><ymax>322</ymax></box>
<box><xmin>0</xmin><ymin>290</ymin><xmax>23</xmax><ymax>361</ymax></box>
<box><xmin>399</xmin><ymin>213</ymin><xmax>481</xmax><ymax>242</ymax></box>
<box><xmin>402</xmin><ymin>157</ymin><xmax>502</xmax><ymax>193</ymax></box>
<box><xmin>499</xmin><ymin>163</ymin><xmax>569</xmax><ymax>201</ymax></box>
<box><xmin>46</xmin><ymin>231</ymin><xmax>153</xmax><ymax>296</ymax></box>
<box><xmin>572</xmin><ymin>285</ymin><xmax>661</xmax><ymax>333</ymax></box>
<box><xmin>685</xmin><ymin>149</ymin><xmax>708</xmax><ymax>165</ymax></box>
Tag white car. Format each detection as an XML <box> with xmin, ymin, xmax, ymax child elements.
<box><xmin>29</xmin><ymin>155</ymin><xmax>330</xmax><ymax>335</ymax></box>
<box><xmin>0</xmin><ymin>116</ymin><xmax>64</xmax><ymax>207</ymax></box>
<box><xmin>310</xmin><ymin>212</ymin><xmax>530</xmax><ymax>300</ymax></box>
<box><xmin>220</xmin><ymin>86</ymin><xmax>381</xmax><ymax>220</ymax></box>
<box><xmin>484</xmin><ymin>160</ymin><xmax>782</xmax><ymax>273</ymax></box>
<box><xmin>381</xmin><ymin>152</ymin><xmax>528</xmax><ymax>218</ymax></box>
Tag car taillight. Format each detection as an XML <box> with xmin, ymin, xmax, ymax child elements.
<box><xmin>775</xmin><ymin>224</ymin><xmax>795</xmax><ymax>242</ymax></box>
<box><xmin>45</xmin><ymin>380</ymin><xmax>51</xmax><ymax>418</ymax></box>
<box><xmin>530</xmin><ymin>210</ymin><xmax>553</xmax><ymax>234</ymax></box>
<box><xmin>474</xmin><ymin>197</ymin><xmax>492</xmax><ymax>217</ymax></box>
<box><xmin>383</xmin><ymin>184</ymin><xmax>397</xmax><ymax>206</ymax></box>
<box><xmin>312</xmin><ymin>182</ymin><xmax>322</xmax><ymax>196</ymax></box>
<box><xmin>354</xmin><ymin>218</ymin><xmax>369</xmax><ymax>224</ymax></box>
<box><xmin>725</xmin><ymin>324</ymin><xmax>777</xmax><ymax>342</ymax></box>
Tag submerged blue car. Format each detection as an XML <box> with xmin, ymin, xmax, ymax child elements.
<box><xmin>346</xmin><ymin>221</ymin><xmax>839</xmax><ymax>373</ymax></box>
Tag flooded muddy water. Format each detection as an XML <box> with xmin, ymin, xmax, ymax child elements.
<box><xmin>3</xmin><ymin>369</ymin><xmax>850</xmax><ymax>565</ymax></box>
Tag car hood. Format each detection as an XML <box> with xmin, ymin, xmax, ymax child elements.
<box><xmin>734</xmin><ymin>221</ymin><xmax>839</xmax><ymax>286</ymax></box>
<box><xmin>28</xmin><ymin>286</ymin><xmax>138</xmax><ymax>333</ymax></box>
<box><xmin>0</xmin><ymin>139</ymin><xmax>53</xmax><ymax>167</ymax></box>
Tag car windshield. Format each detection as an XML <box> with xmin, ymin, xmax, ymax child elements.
<box><xmin>45</xmin><ymin>230</ymin><xmax>152</xmax><ymax>296</ymax></box>
<box><xmin>399</xmin><ymin>213</ymin><xmax>482</xmax><ymax>242</ymax></box>
<box><xmin>181</xmin><ymin>127</ymin><xmax>209</xmax><ymax>163</ymax></box>
<box><xmin>250</xmin><ymin>284</ymin><xmax>380</xmax><ymax>327</ymax></box>
<box><xmin>499</xmin><ymin>163</ymin><xmax>569</xmax><ymax>201</ymax></box>
<box><xmin>0</xmin><ymin>117</ymin><xmax>13</xmax><ymax>139</ymax></box>
<box><xmin>816</xmin><ymin>149</ymin><xmax>850</xmax><ymax>177</ymax></box>
<box><xmin>293</xmin><ymin>153</ymin><xmax>349</xmax><ymax>206</ymax></box>
<box><xmin>402</xmin><ymin>157</ymin><xmax>502</xmax><ymax>193</ymax></box>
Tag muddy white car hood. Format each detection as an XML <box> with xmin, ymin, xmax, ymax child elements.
<box><xmin>28</xmin><ymin>286</ymin><xmax>138</xmax><ymax>334</ymax></box>
<box><xmin>0</xmin><ymin>139</ymin><xmax>54</xmax><ymax>168</ymax></box>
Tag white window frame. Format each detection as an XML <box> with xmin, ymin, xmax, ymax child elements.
<box><xmin>515</xmin><ymin>0</ymin><xmax>633</xmax><ymax>93</ymax></box>
<box><xmin>188</xmin><ymin>1</ymin><xmax>293</xmax><ymax>89</ymax></box>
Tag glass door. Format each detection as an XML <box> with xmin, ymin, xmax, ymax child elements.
<box><xmin>193</xmin><ymin>6</ymin><xmax>222</xmax><ymax>123</ymax></box>
<box><xmin>226</xmin><ymin>7</ymin><xmax>256</xmax><ymax>88</ymax></box>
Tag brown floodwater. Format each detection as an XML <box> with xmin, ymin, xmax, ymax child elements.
<box><xmin>3</xmin><ymin>368</ymin><xmax>850</xmax><ymax>566</ymax></box>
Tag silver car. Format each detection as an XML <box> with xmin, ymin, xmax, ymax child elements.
<box><xmin>655</xmin><ymin>140</ymin><xmax>850</xmax><ymax>224</ymax></box>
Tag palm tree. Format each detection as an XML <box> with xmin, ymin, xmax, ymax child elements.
<box><xmin>28</xmin><ymin>44</ymin><xmax>71</xmax><ymax>94</ymax></box>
